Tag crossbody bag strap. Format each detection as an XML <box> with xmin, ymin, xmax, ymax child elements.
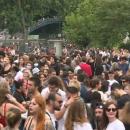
<box><xmin>46</xmin><ymin>112</ymin><xmax>53</xmax><ymax>123</ymax></box>
<box><xmin>24</xmin><ymin>116</ymin><xmax>33</xmax><ymax>130</ymax></box>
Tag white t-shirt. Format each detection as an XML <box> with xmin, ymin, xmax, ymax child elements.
<box><xmin>107</xmin><ymin>79</ymin><xmax>119</xmax><ymax>93</ymax></box>
<box><xmin>107</xmin><ymin>79</ymin><xmax>119</xmax><ymax>87</ymax></box>
<box><xmin>46</xmin><ymin>111</ymin><xmax>57</xmax><ymax>129</ymax></box>
<box><xmin>74</xmin><ymin>66</ymin><xmax>81</xmax><ymax>74</ymax></box>
<box><xmin>58</xmin><ymin>102</ymin><xmax>68</xmax><ymax>130</ymax></box>
<box><xmin>41</xmin><ymin>87</ymin><xmax>66</xmax><ymax>100</ymax></box>
<box><xmin>106</xmin><ymin>119</ymin><xmax>125</xmax><ymax>130</ymax></box>
<box><xmin>73</xmin><ymin>122</ymin><xmax>93</xmax><ymax>130</ymax></box>
<box><xmin>14</xmin><ymin>70</ymin><xmax>23</xmax><ymax>81</ymax></box>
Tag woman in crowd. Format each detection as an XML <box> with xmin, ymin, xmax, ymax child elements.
<box><xmin>19</xmin><ymin>57</ymin><xmax>25</xmax><ymax>70</ymax></box>
<box><xmin>120</xmin><ymin>102</ymin><xmax>130</xmax><ymax>130</ymax></box>
<box><xmin>3</xmin><ymin>56</ymin><xmax>12</xmax><ymax>75</ymax></box>
<box><xmin>24</xmin><ymin>95</ymin><xmax>54</xmax><ymax>130</ymax></box>
<box><xmin>0</xmin><ymin>79</ymin><xmax>9</xmax><ymax>90</ymax></box>
<box><xmin>3</xmin><ymin>108</ymin><xmax>21</xmax><ymax>130</ymax></box>
<box><xmin>91</xmin><ymin>102</ymin><xmax>105</xmax><ymax>130</ymax></box>
<box><xmin>104</xmin><ymin>100</ymin><xmax>125</xmax><ymax>130</ymax></box>
<box><xmin>65</xmin><ymin>100</ymin><xmax>93</xmax><ymax>130</ymax></box>
<box><xmin>39</xmin><ymin>72</ymin><xmax>47</xmax><ymax>92</ymax></box>
<box><xmin>123</xmin><ymin>83</ymin><xmax>130</xmax><ymax>95</ymax></box>
<box><xmin>43</xmin><ymin>69</ymin><xmax>49</xmax><ymax>78</ymax></box>
<box><xmin>0</xmin><ymin>88</ymin><xmax>26</xmax><ymax>127</ymax></box>
<box><xmin>94</xmin><ymin>55</ymin><xmax>103</xmax><ymax>76</ymax></box>
<box><xmin>23</xmin><ymin>69</ymin><xmax>32</xmax><ymax>81</ymax></box>
<box><xmin>22</xmin><ymin>68</ymin><xmax>32</xmax><ymax>97</ymax></box>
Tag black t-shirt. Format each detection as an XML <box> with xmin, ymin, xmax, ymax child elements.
<box><xmin>117</xmin><ymin>94</ymin><xmax>130</xmax><ymax>109</ymax></box>
<box><xmin>123</xmin><ymin>123</ymin><xmax>130</xmax><ymax>130</ymax></box>
<box><xmin>13</xmin><ymin>90</ymin><xmax>26</xmax><ymax>103</ymax></box>
<box><xmin>94</xmin><ymin>64</ymin><xmax>103</xmax><ymax>76</ymax></box>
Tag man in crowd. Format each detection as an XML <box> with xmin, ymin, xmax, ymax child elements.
<box><xmin>79</xmin><ymin>56</ymin><xmax>92</xmax><ymax>78</ymax></box>
<box><xmin>111</xmin><ymin>82</ymin><xmax>130</xmax><ymax>117</ymax></box>
<box><xmin>41</xmin><ymin>76</ymin><xmax>66</xmax><ymax>100</ymax></box>
<box><xmin>46</xmin><ymin>93</ymin><xmax>63</xmax><ymax>130</ymax></box>
<box><xmin>56</xmin><ymin>80</ymin><xmax>85</xmax><ymax>130</ymax></box>
<box><xmin>92</xmin><ymin>102</ymin><xmax>105</xmax><ymax>130</ymax></box>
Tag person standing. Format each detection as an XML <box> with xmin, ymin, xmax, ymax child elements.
<box><xmin>79</xmin><ymin>56</ymin><xmax>92</xmax><ymax>78</ymax></box>
<box><xmin>120</xmin><ymin>102</ymin><xmax>130</xmax><ymax>130</ymax></box>
<box><xmin>104</xmin><ymin>100</ymin><xmax>125</xmax><ymax>130</ymax></box>
<box><xmin>46</xmin><ymin>93</ymin><xmax>63</xmax><ymax>130</ymax></box>
<box><xmin>2</xmin><ymin>108</ymin><xmax>21</xmax><ymax>130</ymax></box>
<box><xmin>24</xmin><ymin>95</ymin><xmax>54</xmax><ymax>130</ymax></box>
<box><xmin>65</xmin><ymin>100</ymin><xmax>93</xmax><ymax>130</ymax></box>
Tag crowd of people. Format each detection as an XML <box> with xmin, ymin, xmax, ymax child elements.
<box><xmin>0</xmin><ymin>45</ymin><xmax>130</xmax><ymax>130</ymax></box>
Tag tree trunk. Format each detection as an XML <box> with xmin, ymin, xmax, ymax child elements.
<box><xmin>17</xmin><ymin>0</ymin><xmax>27</xmax><ymax>42</ymax></box>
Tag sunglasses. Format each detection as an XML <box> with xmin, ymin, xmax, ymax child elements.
<box><xmin>106</xmin><ymin>108</ymin><xmax>117</xmax><ymax>112</ymax></box>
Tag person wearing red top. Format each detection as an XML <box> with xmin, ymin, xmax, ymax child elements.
<box><xmin>79</xmin><ymin>56</ymin><xmax>92</xmax><ymax>78</ymax></box>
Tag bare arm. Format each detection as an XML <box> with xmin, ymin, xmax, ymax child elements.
<box><xmin>6</xmin><ymin>94</ymin><xmax>26</xmax><ymax>113</ymax></box>
<box><xmin>55</xmin><ymin>105</ymin><xmax>67</xmax><ymax>120</ymax></box>
<box><xmin>54</xmin><ymin>97</ymin><xmax>76</xmax><ymax>120</ymax></box>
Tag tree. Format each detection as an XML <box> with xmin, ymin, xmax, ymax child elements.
<box><xmin>0</xmin><ymin>0</ymin><xmax>45</xmax><ymax>36</ymax></box>
<box><xmin>41</xmin><ymin>0</ymin><xmax>82</xmax><ymax>18</ymax></box>
<box><xmin>0</xmin><ymin>0</ymin><xmax>81</xmax><ymax>38</ymax></box>
<box><xmin>64</xmin><ymin>0</ymin><xmax>130</xmax><ymax>47</ymax></box>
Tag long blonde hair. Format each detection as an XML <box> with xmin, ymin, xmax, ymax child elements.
<box><xmin>121</xmin><ymin>101</ymin><xmax>130</xmax><ymax>124</ymax></box>
<box><xmin>65</xmin><ymin>100</ymin><xmax>87</xmax><ymax>130</ymax></box>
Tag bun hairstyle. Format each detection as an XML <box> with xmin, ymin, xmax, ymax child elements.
<box><xmin>6</xmin><ymin>108</ymin><xmax>21</xmax><ymax>128</ymax></box>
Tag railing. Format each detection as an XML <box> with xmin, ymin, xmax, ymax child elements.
<box><xmin>28</xmin><ymin>17</ymin><xmax>62</xmax><ymax>33</ymax></box>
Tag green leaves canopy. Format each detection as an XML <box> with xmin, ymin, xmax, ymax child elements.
<box><xmin>64</xmin><ymin>0</ymin><xmax>130</xmax><ymax>47</ymax></box>
<box><xmin>1</xmin><ymin>0</ymin><xmax>130</xmax><ymax>48</ymax></box>
<box><xmin>0</xmin><ymin>0</ymin><xmax>81</xmax><ymax>34</ymax></box>
<box><xmin>0</xmin><ymin>0</ymin><xmax>45</xmax><ymax>34</ymax></box>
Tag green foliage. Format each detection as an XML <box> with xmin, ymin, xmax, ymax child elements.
<box><xmin>41</xmin><ymin>0</ymin><xmax>82</xmax><ymax>18</ymax></box>
<box><xmin>1</xmin><ymin>0</ymin><xmax>130</xmax><ymax>48</ymax></box>
<box><xmin>0</xmin><ymin>0</ymin><xmax>81</xmax><ymax>35</ymax></box>
<box><xmin>64</xmin><ymin>0</ymin><xmax>130</xmax><ymax>47</ymax></box>
<box><xmin>0</xmin><ymin>0</ymin><xmax>45</xmax><ymax>34</ymax></box>
<box><xmin>119</xmin><ymin>43</ymin><xmax>130</xmax><ymax>51</ymax></box>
